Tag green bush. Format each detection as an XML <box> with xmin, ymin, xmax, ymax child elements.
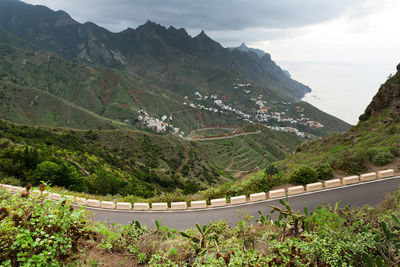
<box><xmin>333</xmin><ymin>154</ymin><xmax>367</xmax><ymax>174</ymax></box>
<box><xmin>289</xmin><ymin>165</ymin><xmax>318</xmax><ymax>185</ymax></box>
<box><xmin>368</xmin><ymin>147</ymin><xmax>394</xmax><ymax>166</ymax></box>
<box><xmin>264</xmin><ymin>163</ymin><xmax>279</xmax><ymax>177</ymax></box>
<box><xmin>315</xmin><ymin>163</ymin><xmax>333</xmax><ymax>180</ymax></box>
<box><xmin>0</xmin><ymin>190</ymin><xmax>91</xmax><ymax>266</ymax></box>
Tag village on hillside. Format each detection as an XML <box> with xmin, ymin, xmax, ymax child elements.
<box><xmin>135</xmin><ymin>81</ymin><xmax>323</xmax><ymax>139</ymax></box>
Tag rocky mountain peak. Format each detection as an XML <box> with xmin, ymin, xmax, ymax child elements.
<box><xmin>239</xmin><ymin>42</ymin><xmax>248</xmax><ymax>48</ymax></box>
<box><xmin>196</xmin><ymin>30</ymin><xmax>208</xmax><ymax>38</ymax></box>
<box><xmin>54</xmin><ymin>10</ymin><xmax>78</xmax><ymax>27</ymax></box>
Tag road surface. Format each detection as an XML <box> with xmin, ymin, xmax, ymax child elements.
<box><xmin>186</xmin><ymin>130</ymin><xmax>261</xmax><ymax>141</ymax></box>
<box><xmin>85</xmin><ymin>176</ymin><xmax>400</xmax><ymax>230</ymax></box>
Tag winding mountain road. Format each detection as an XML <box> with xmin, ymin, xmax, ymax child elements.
<box><xmin>86</xmin><ymin>176</ymin><xmax>400</xmax><ymax>230</ymax></box>
<box><xmin>186</xmin><ymin>130</ymin><xmax>261</xmax><ymax>141</ymax></box>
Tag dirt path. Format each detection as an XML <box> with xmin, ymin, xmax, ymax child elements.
<box><xmin>175</xmin><ymin>142</ymin><xmax>189</xmax><ymax>175</ymax></box>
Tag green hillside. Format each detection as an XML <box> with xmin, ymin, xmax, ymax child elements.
<box><xmin>0</xmin><ymin>118</ymin><xmax>302</xmax><ymax>199</ymax></box>
<box><xmin>0</xmin><ymin>0</ymin><xmax>351</xmax><ymax>138</ymax></box>
<box><xmin>0</xmin><ymin>41</ymin><xmax>348</xmax><ymax>137</ymax></box>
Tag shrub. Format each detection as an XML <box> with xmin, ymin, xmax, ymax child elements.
<box><xmin>315</xmin><ymin>163</ymin><xmax>333</xmax><ymax>180</ymax></box>
<box><xmin>368</xmin><ymin>147</ymin><xmax>394</xmax><ymax>166</ymax></box>
<box><xmin>264</xmin><ymin>163</ymin><xmax>279</xmax><ymax>177</ymax></box>
<box><xmin>0</xmin><ymin>191</ymin><xmax>91</xmax><ymax>265</ymax></box>
<box><xmin>333</xmin><ymin>154</ymin><xmax>367</xmax><ymax>174</ymax></box>
<box><xmin>84</xmin><ymin>130</ymin><xmax>98</xmax><ymax>140</ymax></box>
<box><xmin>289</xmin><ymin>165</ymin><xmax>318</xmax><ymax>185</ymax></box>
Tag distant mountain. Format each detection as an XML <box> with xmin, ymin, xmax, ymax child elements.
<box><xmin>229</xmin><ymin>43</ymin><xmax>292</xmax><ymax>77</ymax></box>
<box><xmin>0</xmin><ymin>0</ymin><xmax>310</xmax><ymax>101</ymax></box>
<box><xmin>282</xmin><ymin>70</ymin><xmax>291</xmax><ymax>77</ymax></box>
<box><xmin>0</xmin><ymin>0</ymin><xmax>350</xmax><ymax>138</ymax></box>
<box><xmin>229</xmin><ymin>42</ymin><xmax>266</xmax><ymax>58</ymax></box>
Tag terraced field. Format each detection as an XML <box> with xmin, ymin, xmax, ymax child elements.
<box><xmin>197</xmin><ymin>126</ymin><xmax>301</xmax><ymax>179</ymax></box>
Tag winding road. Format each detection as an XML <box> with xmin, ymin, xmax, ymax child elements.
<box><xmin>186</xmin><ymin>130</ymin><xmax>261</xmax><ymax>141</ymax></box>
<box><xmin>86</xmin><ymin>176</ymin><xmax>400</xmax><ymax>230</ymax></box>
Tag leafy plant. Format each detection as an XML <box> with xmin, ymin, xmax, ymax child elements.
<box><xmin>180</xmin><ymin>223</ymin><xmax>213</xmax><ymax>253</ymax></box>
<box><xmin>267</xmin><ymin>195</ymin><xmax>310</xmax><ymax>237</ymax></box>
<box><xmin>363</xmin><ymin>214</ymin><xmax>400</xmax><ymax>266</ymax></box>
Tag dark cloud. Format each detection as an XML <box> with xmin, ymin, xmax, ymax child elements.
<box><xmin>23</xmin><ymin>0</ymin><xmax>378</xmax><ymax>48</ymax></box>
<box><xmin>24</xmin><ymin>0</ymin><xmax>375</xmax><ymax>32</ymax></box>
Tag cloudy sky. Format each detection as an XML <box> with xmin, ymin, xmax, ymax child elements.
<box><xmin>23</xmin><ymin>0</ymin><xmax>400</xmax><ymax>124</ymax></box>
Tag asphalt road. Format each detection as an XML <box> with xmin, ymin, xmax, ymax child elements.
<box><xmin>85</xmin><ymin>176</ymin><xmax>400</xmax><ymax>230</ymax></box>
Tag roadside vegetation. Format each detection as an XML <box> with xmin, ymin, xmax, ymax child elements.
<box><xmin>1</xmin><ymin>185</ymin><xmax>399</xmax><ymax>266</ymax></box>
<box><xmin>0</xmin><ymin>119</ymin><xmax>302</xmax><ymax>204</ymax></box>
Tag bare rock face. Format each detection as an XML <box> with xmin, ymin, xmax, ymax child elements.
<box><xmin>359</xmin><ymin>63</ymin><xmax>400</xmax><ymax>122</ymax></box>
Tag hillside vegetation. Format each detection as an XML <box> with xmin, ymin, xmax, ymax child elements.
<box><xmin>1</xmin><ymin>185</ymin><xmax>399</xmax><ymax>266</ymax></box>
<box><xmin>0</xmin><ymin>119</ymin><xmax>302</xmax><ymax>200</ymax></box>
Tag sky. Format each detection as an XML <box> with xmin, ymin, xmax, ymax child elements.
<box><xmin>22</xmin><ymin>0</ymin><xmax>400</xmax><ymax>124</ymax></box>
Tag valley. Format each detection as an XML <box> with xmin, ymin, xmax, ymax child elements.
<box><xmin>0</xmin><ymin>0</ymin><xmax>399</xmax><ymax>266</ymax></box>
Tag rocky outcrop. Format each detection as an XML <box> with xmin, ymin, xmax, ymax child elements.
<box><xmin>359</xmin><ymin>63</ymin><xmax>400</xmax><ymax>122</ymax></box>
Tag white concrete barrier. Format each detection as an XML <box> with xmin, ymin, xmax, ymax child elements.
<box><xmin>268</xmin><ymin>189</ymin><xmax>286</xmax><ymax>199</ymax></box>
<box><xmin>287</xmin><ymin>186</ymin><xmax>305</xmax><ymax>195</ymax></box>
<box><xmin>190</xmin><ymin>200</ymin><xmax>207</xmax><ymax>209</ymax></box>
<box><xmin>76</xmin><ymin>197</ymin><xmax>87</xmax><ymax>206</ymax></box>
<box><xmin>152</xmin><ymin>203</ymin><xmax>168</xmax><ymax>211</ymax></box>
<box><xmin>9</xmin><ymin>186</ymin><xmax>18</xmax><ymax>193</ymax></box>
<box><xmin>210</xmin><ymin>198</ymin><xmax>227</xmax><ymax>207</ymax></box>
<box><xmin>342</xmin><ymin>175</ymin><xmax>359</xmax><ymax>185</ymax></box>
<box><xmin>3</xmin><ymin>185</ymin><xmax>13</xmax><ymax>191</ymax></box>
<box><xmin>101</xmin><ymin>201</ymin><xmax>116</xmax><ymax>209</ymax></box>
<box><xmin>48</xmin><ymin>193</ymin><xmax>61</xmax><ymax>201</ymax></box>
<box><xmin>116</xmin><ymin>202</ymin><xmax>132</xmax><ymax>210</ymax></box>
<box><xmin>360</xmin><ymin>172</ymin><xmax>377</xmax><ymax>182</ymax></box>
<box><xmin>16</xmin><ymin>187</ymin><xmax>26</xmax><ymax>193</ymax></box>
<box><xmin>87</xmin><ymin>199</ymin><xmax>101</xmax><ymax>208</ymax></box>
<box><xmin>249</xmin><ymin>192</ymin><xmax>267</xmax><ymax>201</ymax></box>
<box><xmin>134</xmin><ymin>203</ymin><xmax>150</xmax><ymax>211</ymax></box>
<box><xmin>171</xmin><ymin>202</ymin><xmax>187</xmax><ymax>210</ymax></box>
<box><xmin>230</xmin><ymin>195</ymin><xmax>247</xmax><ymax>205</ymax></box>
<box><xmin>378</xmin><ymin>169</ymin><xmax>395</xmax><ymax>179</ymax></box>
<box><xmin>306</xmin><ymin>182</ymin><xmax>323</xmax><ymax>191</ymax></box>
<box><xmin>324</xmin><ymin>179</ymin><xmax>341</xmax><ymax>188</ymax></box>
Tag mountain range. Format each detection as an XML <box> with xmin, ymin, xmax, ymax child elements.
<box><xmin>0</xmin><ymin>0</ymin><xmax>349</xmax><ymax>137</ymax></box>
<box><xmin>0</xmin><ymin>0</ymin><xmax>354</xmax><ymax>188</ymax></box>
